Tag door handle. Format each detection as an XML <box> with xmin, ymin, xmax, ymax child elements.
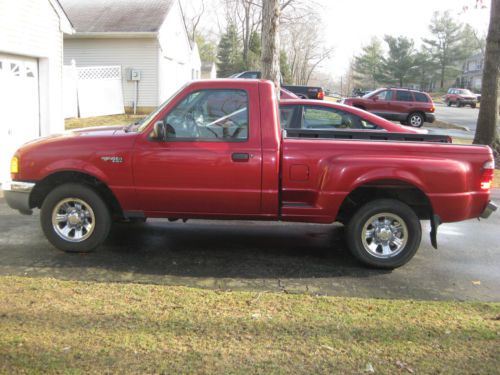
<box><xmin>231</xmin><ymin>152</ymin><xmax>250</xmax><ymax>162</ymax></box>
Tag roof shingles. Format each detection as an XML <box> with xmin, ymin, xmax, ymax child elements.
<box><xmin>60</xmin><ymin>0</ymin><xmax>174</xmax><ymax>33</ymax></box>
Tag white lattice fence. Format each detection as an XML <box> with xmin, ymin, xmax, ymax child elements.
<box><xmin>78</xmin><ymin>66</ymin><xmax>121</xmax><ymax>80</ymax></box>
<box><xmin>63</xmin><ymin>65</ymin><xmax>125</xmax><ymax>118</ymax></box>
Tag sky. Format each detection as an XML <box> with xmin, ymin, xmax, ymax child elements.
<box><xmin>188</xmin><ymin>0</ymin><xmax>491</xmax><ymax>77</ymax></box>
<box><xmin>321</xmin><ymin>0</ymin><xmax>490</xmax><ymax>77</ymax></box>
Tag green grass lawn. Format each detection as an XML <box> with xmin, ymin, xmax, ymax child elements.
<box><xmin>0</xmin><ymin>276</ymin><xmax>499</xmax><ymax>374</ymax></box>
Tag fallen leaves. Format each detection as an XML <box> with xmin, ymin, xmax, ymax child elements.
<box><xmin>396</xmin><ymin>360</ymin><xmax>414</xmax><ymax>373</ymax></box>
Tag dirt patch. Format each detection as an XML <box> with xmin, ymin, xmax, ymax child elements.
<box><xmin>65</xmin><ymin>114</ymin><xmax>145</xmax><ymax>130</ymax></box>
<box><xmin>426</xmin><ymin>120</ymin><xmax>467</xmax><ymax>130</ymax></box>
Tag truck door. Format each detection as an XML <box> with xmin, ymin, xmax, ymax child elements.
<box><xmin>133</xmin><ymin>87</ymin><xmax>263</xmax><ymax>216</ymax></box>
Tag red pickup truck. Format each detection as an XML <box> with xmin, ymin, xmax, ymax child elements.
<box><xmin>2</xmin><ymin>80</ymin><xmax>497</xmax><ymax>269</ymax></box>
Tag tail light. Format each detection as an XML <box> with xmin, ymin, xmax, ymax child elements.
<box><xmin>480</xmin><ymin>160</ymin><xmax>495</xmax><ymax>190</ymax></box>
<box><xmin>317</xmin><ymin>90</ymin><xmax>324</xmax><ymax>100</ymax></box>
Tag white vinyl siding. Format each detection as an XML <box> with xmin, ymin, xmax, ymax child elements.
<box><xmin>157</xmin><ymin>1</ymin><xmax>193</xmax><ymax>102</ymax></box>
<box><xmin>64</xmin><ymin>38</ymin><xmax>159</xmax><ymax>107</ymax></box>
<box><xmin>0</xmin><ymin>0</ymin><xmax>67</xmax><ymax>137</ymax></box>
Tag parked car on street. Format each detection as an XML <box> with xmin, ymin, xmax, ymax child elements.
<box><xmin>280</xmin><ymin>100</ymin><xmax>430</xmax><ymax>135</ymax></box>
<box><xmin>444</xmin><ymin>88</ymin><xmax>478</xmax><ymax>108</ymax></box>
<box><xmin>3</xmin><ymin>79</ymin><xmax>496</xmax><ymax>269</ymax></box>
<box><xmin>230</xmin><ymin>71</ymin><xmax>325</xmax><ymax>100</ymax></box>
<box><xmin>342</xmin><ymin>88</ymin><xmax>436</xmax><ymax>127</ymax></box>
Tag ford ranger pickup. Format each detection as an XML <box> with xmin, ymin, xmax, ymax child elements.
<box><xmin>2</xmin><ymin>79</ymin><xmax>497</xmax><ymax>268</ymax></box>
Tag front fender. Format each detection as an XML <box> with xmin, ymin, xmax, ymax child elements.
<box><xmin>38</xmin><ymin>159</ymin><xmax>110</xmax><ymax>184</ymax></box>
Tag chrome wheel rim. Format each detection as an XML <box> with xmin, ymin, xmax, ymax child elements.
<box><xmin>52</xmin><ymin>198</ymin><xmax>95</xmax><ymax>242</ymax></box>
<box><xmin>410</xmin><ymin>115</ymin><xmax>422</xmax><ymax>126</ymax></box>
<box><xmin>361</xmin><ymin>213</ymin><xmax>408</xmax><ymax>259</ymax></box>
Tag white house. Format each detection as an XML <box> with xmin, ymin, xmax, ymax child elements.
<box><xmin>0</xmin><ymin>0</ymin><xmax>73</xmax><ymax>182</ymax></box>
<box><xmin>190</xmin><ymin>42</ymin><xmax>201</xmax><ymax>80</ymax></box>
<box><xmin>201</xmin><ymin>62</ymin><xmax>217</xmax><ymax>80</ymax></box>
<box><xmin>61</xmin><ymin>0</ymin><xmax>200</xmax><ymax>114</ymax></box>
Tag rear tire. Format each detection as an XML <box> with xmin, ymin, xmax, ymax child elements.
<box><xmin>446</xmin><ymin>100</ymin><xmax>452</xmax><ymax>107</ymax></box>
<box><xmin>40</xmin><ymin>183</ymin><xmax>111</xmax><ymax>253</ymax></box>
<box><xmin>407</xmin><ymin>112</ymin><xmax>424</xmax><ymax>127</ymax></box>
<box><xmin>471</xmin><ymin>103</ymin><xmax>476</xmax><ymax>109</ymax></box>
<box><xmin>346</xmin><ymin>199</ymin><xmax>422</xmax><ymax>269</ymax></box>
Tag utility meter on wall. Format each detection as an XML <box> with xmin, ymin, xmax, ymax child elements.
<box><xmin>126</xmin><ymin>68</ymin><xmax>141</xmax><ymax>81</ymax></box>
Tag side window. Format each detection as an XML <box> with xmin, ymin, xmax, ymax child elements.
<box><xmin>240</xmin><ymin>72</ymin><xmax>260</xmax><ymax>79</ymax></box>
<box><xmin>163</xmin><ymin>89</ymin><xmax>248</xmax><ymax>141</ymax></box>
<box><xmin>302</xmin><ymin>106</ymin><xmax>382</xmax><ymax>130</ymax></box>
<box><xmin>413</xmin><ymin>92</ymin><xmax>429</xmax><ymax>103</ymax></box>
<box><xmin>395</xmin><ymin>90</ymin><xmax>413</xmax><ymax>101</ymax></box>
<box><xmin>280</xmin><ymin>105</ymin><xmax>298</xmax><ymax>128</ymax></box>
<box><xmin>375</xmin><ymin>90</ymin><xmax>391</xmax><ymax>100</ymax></box>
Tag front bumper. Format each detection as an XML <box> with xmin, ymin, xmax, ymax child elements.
<box><xmin>2</xmin><ymin>181</ymin><xmax>35</xmax><ymax>215</ymax></box>
<box><xmin>480</xmin><ymin>201</ymin><xmax>497</xmax><ymax>219</ymax></box>
<box><xmin>425</xmin><ymin>113</ymin><xmax>436</xmax><ymax>123</ymax></box>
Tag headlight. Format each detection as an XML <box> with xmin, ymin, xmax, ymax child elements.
<box><xmin>10</xmin><ymin>156</ymin><xmax>19</xmax><ymax>174</ymax></box>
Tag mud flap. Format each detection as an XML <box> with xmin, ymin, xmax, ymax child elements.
<box><xmin>430</xmin><ymin>214</ymin><xmax>441</xmax><ymax>249</ymax></box>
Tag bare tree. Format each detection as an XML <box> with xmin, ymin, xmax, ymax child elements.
<box><xmin>180</xmin><ymin>0</ymin><xmax>206</xmax><ymax>42</ymax></box>
<box><xmin>281</xmin><ymin>10</ymin><xmax>333</xmax><ymax>85</ymax></box>
<box><xmin>473</xmin><ymin>0</ymin><xmax>500</xmax><ymax>153</ymax></box>
<box><xmin>261</xmin><ymin>0</ymin><xmax>281</xmax><ymax>87</ymax></box>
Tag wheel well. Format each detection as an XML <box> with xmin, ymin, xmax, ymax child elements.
<box><xmin>336</xmin><ymin>181</ymin><xmax>432</xmax><ymax>223</ymax></box>
<box><xmin>408</xmin><ymin>111</ymin><xmax>424</xmax><ymax>119</ymax></box>
<box><xmin>29</xmin><ymin>171</ymin><xmax>123</xmax><ymax>218</ymax></box>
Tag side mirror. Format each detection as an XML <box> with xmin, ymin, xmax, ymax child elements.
<box><xmin>153</xmin><ymin>121</ymin><xmax>166</xmax><ymax>141</ymax></box>
<box><xmin>372</xmin><ymin>95</ymin><xmax>379</xmax><ymax>101</ymax></box>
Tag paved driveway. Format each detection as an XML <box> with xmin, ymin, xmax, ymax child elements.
<box><xmin>1</xmin><ymin>193</ymin><xmax>499</xmax><ymax>302</ymax></box>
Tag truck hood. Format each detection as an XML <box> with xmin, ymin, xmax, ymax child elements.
<box><xmin>17</xmin><ymin>125</ymin><xmax>136</xmax><ymax>154</ymax></box>
<box><xmin>70</xmin><ymin>125</ymin><xmax>127</xmax><ymax>136</ymax></box>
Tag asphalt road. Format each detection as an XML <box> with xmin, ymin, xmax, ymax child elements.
<box><xmin>433</xmin><ymin>103</ymin><xmax>500</xmax><ymax>132</ymax></box>
<box><xmin>1</xmin><ymin>192</ymin><xmax>499</xmax><ymax>302</ymax></box>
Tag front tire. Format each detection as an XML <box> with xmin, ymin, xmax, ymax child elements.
<box><xmin>407</xmin><ymin>112</ymin><xmax>424</xmax><ymax>127</ymax></box>
<box><xmin>40</xmin><ymin>183</ymin><xmax>111</xmax><ymax>253</ymax></box>
<box><xmin>346</xmin><ymin>199</ymin><xmax>422</xmax><ymax>269</ymax></box>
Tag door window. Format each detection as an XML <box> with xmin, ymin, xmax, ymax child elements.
<box><xmin>375</xmin><ymin>90</ymin><xmax>391</xmax><ymax>100</ymax></box>
<box><xmin>163</xmin><ymin>89</ymin><xmax>248</xmax><ymax>141</ymax></box>
<box><xmin>302</xmin><ymin>106</ymin><xmax>382</xmax><ymax>130</ymax></box>
<box><xmin>280</xmin><ymin>105</ymin><xmax>298</xmax><ymax>128</ymax></box>
<box><xmin>395</xmin><ymin>90</ymin><xmax>413</xmax><ymax>101</ymax></box>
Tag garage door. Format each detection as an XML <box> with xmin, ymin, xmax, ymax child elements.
<box><xmin>0</xmin><ymin>54</ymin><xmax>40</xmax><ymax>182</ymax></box>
